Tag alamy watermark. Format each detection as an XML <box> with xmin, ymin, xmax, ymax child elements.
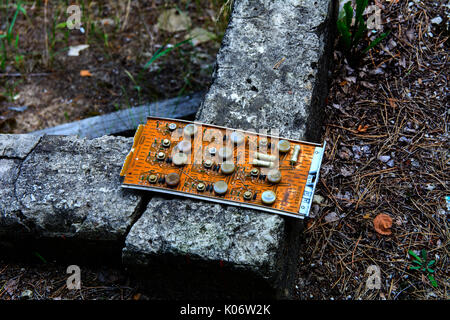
<box><xmin>66</xmin><ymin>265</ymin><xmax>81</xmax><ymax>290</ymax></box>
<box><xmin>66</xmin><ymin>5</ymin><xmax>82</xmax><ymax>30</ymax></box>
<box><xmin>365</xmin><ymin>265</ymin><xmax>381</xmax><ymax>290</ymax></box>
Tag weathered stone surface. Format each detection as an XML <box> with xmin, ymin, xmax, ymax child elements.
<box><xmin>196</xmin><ymin>0</ymin><xmax>334</xmax><ymax>142</ymax></box>
<box><xmin>124</xmin><ymin>198</ymin><xmax>284</xmax><ymax>272</ymax></box>
<box><xmin>0</xmin><ymin>135</ymin><xmax>144</xmax><ymax>241</ymax></box>
<box><xmin>0</xmin><ymin>159</ymin><xmax>27</xmax><ymax>234</ymax></box>
<box><xmin>0</xmin><ymin>134</ymin><xmax>41</xmax><ymax>159</ymax></box>
<box><xmin>123</xmin><ymin>0</ymin><xmax>336</xmax><ymax>298</ymax></box>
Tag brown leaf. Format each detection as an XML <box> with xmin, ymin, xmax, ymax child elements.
<box><xmin>80</xmin><ymin>70</ymin><xmax>92</xmax><ymax>77</ymax></box>
<box><xmin>373</xmin><ymin>214</ymin><xmax>393</xmax><ymax>235</ymax></box>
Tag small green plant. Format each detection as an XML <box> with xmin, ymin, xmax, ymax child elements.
<box><xmin>408</xmin><ymin>249</ymin><xmax>437</xmax><ymax>288</ymax></box>
<box><xmin>0</xmin><ymin>1</ymin><xmax>27</xmax><ymax>71</ymax></box>
<box><xmin>337</xmin><ymin>0</ymin><xmax>390</xmax><ymax>63</ymax></box>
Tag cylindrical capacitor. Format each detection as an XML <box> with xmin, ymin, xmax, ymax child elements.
<box><xmin>148</xmin><ymin>174</ymin><xmax>158</xmax><ymax>183</ymax></box>
<box><xmin>172</xmin><ymin>152</ymin><xmax>188</xmax><ymax>166</ymax></box>
<box><xmin>254</xmin><ymin>152</ymin><xmax>277</xmax><ymax>162</ymax></box>
<box><xmin>290</xmin><ymin>145</ymin><xmax>301</xmax><ymax>164</ymax></box>
<box><xmin>183</xmin><ymin>124</ymin><xmax>198</xmax><ymax>137</ymax></box>
<box><xmin>213</xmin><ymin>180</ymin><xmax>228</xmax><ymax>195</ymax></box>
<box><xmin>278</xmin><ymin>140</ymin><xmax>291</xmax><ymax>153</ymax></box>
<box><xmin>162</xmin><ymin>139</ymin><xmax>171</xmax><ymax>148</ymax></box>
<box><xmin>197</xmin><ymin>182</ymin><xmax>206</xmax><ymax>192</ymax></box>
<box><xmin>252</xmin><ymin>159</ymin><xmax>275</xmax><ymax>168</ymax></box>
<box><xmin>220</xmin><ymin>162</ymin><xmax>235</xmax><ymax>175</ymax></box>
<box><xmin>156</xmin><ymin>152</ymin><xmax>166</xmax><ymax>160</ymax></box>
<box><xmin>243</xmin><ymin>191</ymin><xmax>253</xmax><ymax>200</ymax></box>
<box><xmin>166</xmin><ymin>172</ymin><xmax>180</xmax><ymax>187</ymax></box>
<box><xmin>267</xmin><ymin>169</ymin><xmax>282</xmax><ymax>184</ymax></box>
<box><xmin>204</xmin><ymin>159</ymin><xmax>213</xmax><ymax>168</ymax></box>
<box><xmin>177</xmin><ymin>140</ymin><xmax>191</xmax><ymax>153</ymax></box>
<box><xmin>230</xmin><ymin>131</ymin><xmax>245</xmax><ymax>145</ymax></box>
<box><xmin>261</xmin><ymin>190</ymin><xmax>277</xmax><ymax>205</ymax></box>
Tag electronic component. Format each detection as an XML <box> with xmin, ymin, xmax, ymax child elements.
<box><xmin>162</xmin><ymin>139</ymin><xmax>171</xmax><ymax>148</ymax></box>
<box><xmin>156</xmin><ymin>152</ymin><xmax>166</xmax><ymax>161</ymax></box>
<box><xmin>290</xmin><ymin>145</ymin><xmax>301</xmax><ymax>165</ymax></box>
<box><xmin>220</xmin><ymin>162</ymin><xmax>235</xmax><ymax>175</ymax></box>
<box><xmin>218</xmin><ymin>147</ymin><xmax>233</xmax><ymax>161</ymax></box>
<box><xmin>177</xmin><ymin>140</ymin><xmax>191</xmax><ymax>153</ymax></box>
<box><xmin>243</xmin><ymin>191</ymin><xmax>253</xmax><ymax>200</ymax></box>
<box><xmin>251</xmin><ymin>159</ymin><xmax>275</xmax><ymax>168</ymax></box>
<box><xmin>213</xmin><ymin>180</ymin><xmax>228</xmax><ymax>195</ymax></box>
<box><xmin>183</xmin><ymin>124</ymin><xmax>198</xmax><ymax>137</ymax></box>
<box><xmin>261</xmin><ymin>190</ymin><xmax>276</xmax><ymax>205</ymax></box>
<box><xmin>267</xmin><ymin>169</ymin><xmax>282</xmax><ymax>184</ymax></box>
<box><xmin>120</xmin><ymin>117</ymin><xmax>325</xmax><ymax>219</ymax></box>
<box><xmin>278</xmin><ymin>140</ymin><xmax>291</xmax><ymax>153</ymax></box>
<box><xmin>172</xmin><ymin>152</ymin><xmax>188</xmax><ymax>166</ymax></box>
<box><xmin>166</xmin><ymin>172</ymin><xmax>180</xmax><ymax>187</ymax></box>
<box><xmin>254</xmin><ymin>152</ymin><xmax>277</xmax><ymax>162</ymax></box>
<box><xmin>230</xmin><ymin>131</ymin><xmax>245</xmax><ymax>145</ymax></box>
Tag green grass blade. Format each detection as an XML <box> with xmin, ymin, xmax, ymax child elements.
<box><xmin>363</xmin><ymin>30</ymin><xmax>390</xmax><ymax>54</ymax></box>
<box><xmin>7</xmin><ymin>1</ymin><xmax>22</xmax><ymax>44</ymax></box>
<box><xmin>408</xmin><ymin>250</ymin><xmax>422</xmax><ymax>263</ymax></box>
<box><xmin>428</xmin><ymin>274</ymin><xmax>437</xmax><ymax>287</ymax></box>
<box><xmin>355</xmin><ymin>0</ymin><xmax>368</xmax><ymax>21</ymax></box>
<box><xmin>344</xmin><ymin>2</ymin><xmax>353</xmax><ymax>29</ymax></box>
<box><xmin>143</xmin><ymin>38</ymin><xmax>192</xmax><ymax>69</ymax></box>
<box><xmin>337</xmin><ymin>19</ymin><xmax>352</xmax><ymax>51</ymax></box>
<box><xmin>352</xmin><ymin>16</ymin><xmax>367</xmax><ymax>47</ymax></box>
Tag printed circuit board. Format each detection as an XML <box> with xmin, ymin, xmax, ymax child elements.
<box><xmin>120</xmin><ymin>117</ymin><xmax>325</xmax><ymax>219</ymax></box>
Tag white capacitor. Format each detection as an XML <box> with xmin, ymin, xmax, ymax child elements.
<box><xmin>183</xmin><ymin>124</ymin><xmax>198</xmax><ymax>137</ymax></box>
<box><xmin>218</xmin><ymin>147</ymin><xmax>233</xmax><ymax>160</ymax></box>
<box><xmin>267</xmin><ymin>169</ymin><xmax>282</xmax><ymax>184</ymax></box>
<box><xmin>278</xmin><ymin>140</ymin><xmax>291</xmax><ymax>153</ymax></box>
<box><xmin>261</xmin><ymin>190</ymin><xmax>277</xmax><ymax>205</ymax></box>
<box><xmin>230</xmin><ymin>131</ymin><xmax>245</xmax><ymax>145</ymax></box>
<box><xmin>213</xmin><ymin>180</ymin><xmax>228</xmax><ymax>195</ymax></box>
<box><xmin>220</xmin><ymin>162</ymin><xmax>235</xmax><ymax>175</ymax></box>
<box><xmin>254</xmin><ymin>152</ymin><xmax>277</xmax><ymax>162</ymax></box>
<box><xmin>177</xmin><ymin>140</ymin><xmax>191</xmax><ymax>153</ymax></box>
<box><xmin>172</xmin><ymin>152</ymin><xmax>188</xmax><ymax>166</ymax></box>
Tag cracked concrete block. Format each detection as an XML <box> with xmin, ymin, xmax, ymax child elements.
<box><xmin>123</xmin><ymin>0</ymin><xmax>337</xmax><ymax>298</ymax></box>
<box><xmin>0</xmin><ymin>158</ymin><xmax>26</xmax><ymax>234</ymax></box>
<box><xmin>0</xmin><ymin>134</ymin><xmax>41</xmax><ymax>159</ymax></box>
<box><xmin>0</xmin><ymin>134</ymin><xmax>145</xmax><ymax>251</ymax></box>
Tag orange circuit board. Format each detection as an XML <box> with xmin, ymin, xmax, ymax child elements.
<box><xmin>120</xmin><ymin>117</ymin><xmax>325</xmax><ymax>219</ymax></box>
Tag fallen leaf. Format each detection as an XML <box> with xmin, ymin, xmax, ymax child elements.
<box><xmin>80</xmin><ymin>70</ymin><xmax>92</xmax><ymax>77</ymax></box>
<box><xmin>133</xmin><ymin>293</ymin><xmax>141</xmax><ymax>300</ymax></box>
<box><xmin>67</xmin><ymin>44</ymin><xmax>89</xmax><ymax>57</ymax></box>
<box><xmin>373</xmin><ymin>214</ymin><xmax>393</xmax><ymax>235</ymax></box>
<box><xmin>363</xmin><ymin>213</ymin><xmax>371</xmax><ymax>219</ymax></box>
<box><xmin>185</xmin><ymin>27</ymin><xmax>216</xmax><ymax>46</ymax></box>
<box><xmin>156</xmin><ymin>8</ymin><xmax>191</xmax><ymax>32</ymax></box>
<box><xmin>357</xmin><ymin>124</ymin><xmax>369</xmax><ymax>132</ymax></box>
